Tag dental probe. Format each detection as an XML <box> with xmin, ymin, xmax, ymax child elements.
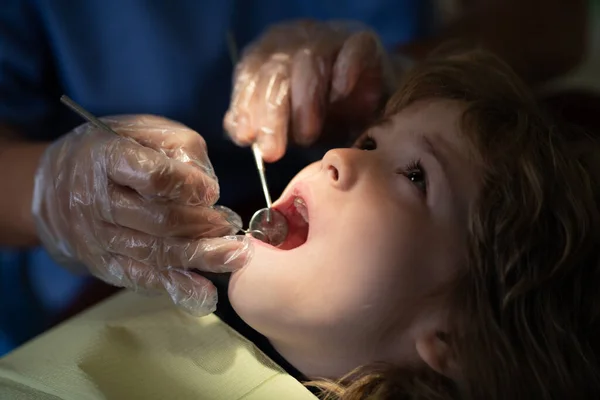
<box><xmin>226</xmin><ymin>30</ymin><xmax>289</xmax><ymax>246</ymax></box>
<box><xmin>60</xmin><ymin>95</ymin><xmax>119</xmax><ymax>136</ymax></box>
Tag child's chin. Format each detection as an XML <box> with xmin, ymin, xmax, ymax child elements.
<box><xmin>227</xmin><ymin>268</ymin><xmax>267</xmax><ymax>328</ymax></box>
<box><xmin>245</xmin><ymin>238</ymin><xmax>289</xmax><ymax>268</ymax></box>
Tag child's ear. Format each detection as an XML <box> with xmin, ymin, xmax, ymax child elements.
<box><xmin>415</xmin><ymin>330</ymin><xmax>460</xmax><ymax>380</ymax></box>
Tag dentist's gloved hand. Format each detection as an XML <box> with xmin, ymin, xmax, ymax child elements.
<box><xmin>224</xmin><ymin>19</ymin><xmax>397</xmax><ymax>162</ymax></box>
<box><xmin>32</xmin><ymin>115</ymin><xmax>252</xmax><ymax>316</ymax></box>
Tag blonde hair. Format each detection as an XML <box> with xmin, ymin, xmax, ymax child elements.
<box><xmin>308</xmin><ymin>47</ymin><xmax>600</xmax><ymax>399</ymax></box>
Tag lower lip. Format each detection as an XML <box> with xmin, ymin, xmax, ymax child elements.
<box><xmin>248</xmin><ymin>234</ymin><xmax>289</xmax><ymax>251</ymax></box>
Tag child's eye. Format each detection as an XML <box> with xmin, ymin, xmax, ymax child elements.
<box><xmin>355</xmin><ymin>134</ymin><xmax>377</xmax><ymax>151</ymax></box>
<box><xmin>399</xmin><ymin>161</ymin><xmax>427</xmax><ymax>194</ymax></box>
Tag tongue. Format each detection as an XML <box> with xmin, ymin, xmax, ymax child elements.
<box><xmin>279</xmin><ymin>211</ymin><xmax>309</xmax><ymax>250</ymax></box>
<box><xmin>279</xmin><ymin>230</ymin><xmax>307</xmax><ymax>250</ymax></box>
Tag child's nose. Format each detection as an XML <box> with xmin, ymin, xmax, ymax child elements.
<box><xmin>321</xmin><ymin>149</ymin><xmax>357</xmax><ymax>190</ymax></box>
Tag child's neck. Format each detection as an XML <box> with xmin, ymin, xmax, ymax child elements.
<box><xmin>268</xmin><ymin>335</ymin><xmax>380</xmax><ymax>380</ymax></box>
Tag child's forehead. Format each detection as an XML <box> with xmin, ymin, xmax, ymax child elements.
<box><xmin>371</xmin><ymin>99</ymin><xmax>468</xmax><ymax>141</ymax></box>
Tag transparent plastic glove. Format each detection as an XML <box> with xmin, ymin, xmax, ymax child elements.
<box><xmin>224</xmin><ymin>20</ymin><xmax>396</xmax><ymax>162</ymax></box>
<box><xmin>32</xmin><ymin>115</ymin><xmax>252</xmax><ymax>316</ymax></box>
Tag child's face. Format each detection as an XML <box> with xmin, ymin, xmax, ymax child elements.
<box><xmin>229</xmin><ymin>99</ymin><xmax>480</xmax><ymax>377</ymax></box>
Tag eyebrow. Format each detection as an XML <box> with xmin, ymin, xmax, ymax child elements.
<box><xmin>419</xmin><ymin>134</ymin><xmax>451</xmax><ymax>173</ymax></box>
<box><xmin>368</xmin><ymin>116</ymin><xmax>394</xmax><ymax>131</ymax></box>
<box><xmin>372</xmin><ymin>121</ymin><xmax>453</xmax><ymax>173</ymax></box>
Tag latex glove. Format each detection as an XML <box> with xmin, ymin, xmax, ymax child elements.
<box><xmin>224</xmin><ymin>20</ymin><xmax>397</xmax><ymax>162</ymax></box>
<box><xmin>32</xmin><ymin>115</ymin><xmax>252</xmax><ymax>316</ymax></box>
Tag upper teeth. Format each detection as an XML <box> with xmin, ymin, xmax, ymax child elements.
<box><xmin>294</xmin><ymin>197</ymin><xmax>309</xmax><ymax>223</ymax></box>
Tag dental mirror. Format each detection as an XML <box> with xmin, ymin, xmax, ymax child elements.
<box><xmin>248</xmin><ymin>208</ymin><xmax>288</xmax><ymax>247</ymax></box>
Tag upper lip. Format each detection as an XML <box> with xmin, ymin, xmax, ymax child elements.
<box><xmin>273</xmin><ymin>182</ymin><xmax>311</xmax><ymax>223</ymax></box>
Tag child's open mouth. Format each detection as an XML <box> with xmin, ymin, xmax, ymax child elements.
<box><xmin>273</xmin><ymin>194</ymin><xmax>310</xmax><ymax>250</ymax></box>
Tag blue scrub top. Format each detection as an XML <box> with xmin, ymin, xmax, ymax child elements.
<box><xmin>0</xmin><ymin>0</ymin><xmax>431</xmax><ymax>354</ymax></box>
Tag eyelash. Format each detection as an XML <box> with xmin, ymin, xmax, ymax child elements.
<box><xmin>399</xmin><ymin>160</ymin><xmax>427</xmax><ymax>194</ymax></box>
<box><xmin>356</xmin><ymin>133</ymin><xmax>428</xmax><ymax>194</ymax></box>
<box><xmin>355</xmin><ymin>133</ymin><xmax>377</xmax><ymax>151</ymax></box>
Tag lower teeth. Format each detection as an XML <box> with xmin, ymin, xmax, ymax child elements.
<box><xmin>293</xmin><ymin>197</ymin><xmax>309</xmax><ymax>223</ymax></box>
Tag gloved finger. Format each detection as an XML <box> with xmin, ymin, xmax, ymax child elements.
<box><xmin>290</xmin><ymin>49</ymin><xmax>333</xmax><ymax>147</ymax></box>
<box><xmin>224</xmin><ymin>53</ymin><xmax>265</xmax><ymax>146</ymax></box>
<box><xmin>106</xmin><ymin>184</ymin><xmax>236</xmax><ymax>238</ymax></box>
<box><xmin>224</xmin><ymin>54</ymin><xmax>291</xmax><ymax>163</ymax></box>
<box><xmin>98</xmin><ymin>253</ymin><xmax>164</xmax><ymax>290</ymax></box>
<box><xmin>100</xmin><ymin>225</ymin><xmax>252</xmax><ymax>271</ymax></box>
<box><xmin>212</xmin><ymin>205</ymin><xmax>243</xmax><ymax>233</ymax></box>
<box><xmin>162</xmin><ymin>269</ymin><xmax>219</xmax><ymax>317</ymax></box>
<box><xmin>105</xmin><ymin>115</ymin><xmax>216</xmax><ymax>177</ymax></box>
<box><xmin>105</xmin><ymin>138</ymin><xmax>219</xmax><ymax>206</ymax></box>
<box><xmin>100</xmin><ymin>255</ymin><xmax>218</xmax><ymax>316</ymax></box>
<box><xmin>251</xmin><ymin>57</ymin><xmax>291</xmax><ymax>162</ymax></box>
<box><xmin>331</xmin><ymin>31</ymin><xmax>383</xmax><ymax>102</ymax></box>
